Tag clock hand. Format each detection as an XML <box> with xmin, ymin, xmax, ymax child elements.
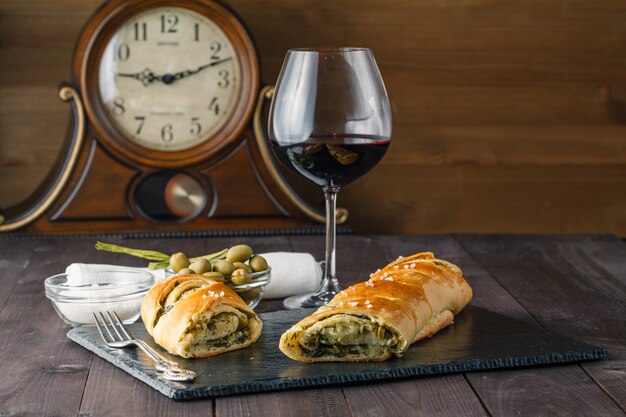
<box><xmin>192</xmin><ymin>57</ymin><xmax>233</xmax><ymax>74</ymax></box>
<box><xmin>161</xmin><ymin>57</ymin><xmax>233</xmax><ymax>84</ymax></box>
<box><xmin>117</xmin><ymin>68</ymin><xmax>162</xmax><ymax>86</ymax></box>
<box><xmin>116</xmin><ymin>58</ymin><xmax>232</xmax><ymax>86</ymax></box>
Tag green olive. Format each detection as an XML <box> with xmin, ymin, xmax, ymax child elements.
<box><xmin>233</xmin><ymin>262</ymin><xmax>253</xmax><ymax>273</ymax></box>
<box><xmin>170</xmin><ymin>252</ymin><xmax>190</xmax><ymax>273</ymax></box>
<box><xmin>177</xmin><ymin>267</ymin><xmax>194</xmax><ymax>275</ymax></box>
<box><xmin>189</xmin><ymin>259</ymin><xmax>211</xmax><ymax>274</ymax></box>
<box><xmin>213</xmin><ymin>260</ymin><xmax>235</xmax><ymax>276</ymax></box>
<box><xmin>202</xmin><ymin>271</ymin><xmax>225</xmax><ymax>282</ymax></box>
<box><xmin>226</xmin><ymin>244</ymin><xmax>253</xmax><ymax>263</ymax></box>
<box><xmin>231</xmin><ymin>268</ymin><xmax>251</xmax><ymax>285</ymax></box>
<box><xmin>249</xmin><ymin>255</ymin><xmax>268</xmax><ymax>272</ymax></box>
<box><xmin>244</xmin><ymin>288</ymin><xmax>262</xmax><ymax>300</ymax></box>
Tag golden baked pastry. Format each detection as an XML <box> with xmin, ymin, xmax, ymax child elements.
<box><xmin>141</xmin><ymin>274</ymin><xmax>262</xmax><ymax>358</ymax></box>
<box><xmin>279</xmin><ymin>252</ymin><xmax>472</xmax><ymax>362</ymax></box>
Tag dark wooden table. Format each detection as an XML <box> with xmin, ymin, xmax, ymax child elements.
<box><xmin>1</xmin><ymin>234</ymin><xmax>625</xmax><ymax>416</ymax></box>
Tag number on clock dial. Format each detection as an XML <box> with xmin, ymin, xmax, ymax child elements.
<box><xmin>134</xmin><ymin>116</ymin><xmax>146</xmax><ymax>134</ymax></box>
<box><xmin>98</xmin><ymin>7</ymin><xmax>241</xmax><ymax>152</ymax></box>
<box><xmin>161</xmin><ymin>14</ymin><xmax>179</xmax><ymax>33</ymax></box>
<box><xmin>134</xmin><ymin>22</ymin><xmax>147</xmax><ymax>41</ymax></box>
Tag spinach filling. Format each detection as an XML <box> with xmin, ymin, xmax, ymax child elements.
<box><xmin>204</xmin><ymin>328</ymin><xmax>249</xmax><ymax>348</ymax></box>
<box><xmin>309</xmin><ymin>344</ymin><xmax>376</xmax><ymax>358</ymax></box>
<box><xmin>188</xmin><ymin>312</ymin><xmax>252</xmax><ymax>351</ymax></box>
<box><xmin>300</xmin><ymin>315</ymin><xmax>398</xmax><ymax>357</ymax></box>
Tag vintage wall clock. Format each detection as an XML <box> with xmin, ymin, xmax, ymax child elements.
<box><xmin>0</xmin><ymin>0</ymin><xmax>347</xmax><ymax>235</ymax></box>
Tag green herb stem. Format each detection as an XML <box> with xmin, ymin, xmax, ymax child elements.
<box><xmin>148</xmin><ymin>261</ymin><xmax>170</xmax><ymax>270</ymax></box>
<box><xmin>95</xmin><ymin>241</ymin><xmax>170</xmax><ymax>261</ymax></box>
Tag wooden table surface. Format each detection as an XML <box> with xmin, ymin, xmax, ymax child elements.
<box><xmin>1</xmin><ymin>234</ymin><xmax>625</xmax><ymax>416</ymax></box>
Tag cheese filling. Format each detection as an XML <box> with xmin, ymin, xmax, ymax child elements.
<box><xmin>299</xmin><ymin>314</ymin><xmax>399</xmax><ymax>358</ymax></box>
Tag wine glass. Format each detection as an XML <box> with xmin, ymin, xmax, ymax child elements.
<box><xmin>268</xmin><ymin>47</ymin><xmax>392</xmax><ymax>309</ymax></box>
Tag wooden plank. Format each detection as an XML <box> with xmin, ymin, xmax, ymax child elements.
<box><xmin>0</xmin><ymin>239</ymin><xmax>92</xmax><ymax>416</ymax></box>
<box><xmin>0</xmin><ymin>239</ymin><xmax>37</xmax><ymax>305</ymax></box>
<box><xmin>4</xmin><ymin>0</ymin><xmax>626</xmax><ymax>59</ymax></box>
<box><xmin>80</xmin><ymin>356</ymin><xmax>214</xmax><ymax>416</ymax></box>
<box><xmin>562</xmin><ymin>235</ymin><xmax>626</xmax><ymax>406</ymax></box>
<box><xmin>454</xmin><ymin>235</ymin><xmax>626</xmax><ymax>347</ymax></box>
<box><xmin>541</xmin><ymin>236</ymin><xmax>626</xmax><ymax>302</ymax></box>
<box><xmin>582</xmin><ymin>348</ymin><xmax>626</xmax><ymax>413</ymax></box>
<box><xmin>384</xmin><ymin>83</ymin><xmax>619</xmax><ymax>126</ymax></box>
<box><xmin>341</xmin><ymin>164</ymin><xmax>626</xmax><ymax>235</ymax></box>
<box><xmin>554</xmin><ymin>234</ymin><xmax>626</xmax><ymax>287</ymax></box>
<box><xmin>468</xmin><ymin>365</ymin><xmax>625</xmax><ymax>417</ymax></box>
<box><xmin>216</xmin><ymin>388</ymin><xmax>352</xmax><ymax>417</ymax></box>
<box><xmin>386</xmin><ymin>125</ymin><xmax>626</xmax><ymax>166</ymax></box>
<box><xmin>0</xmin><ymin>83</ymin><xmax>69</xmax><ymax>208</ymax></box>
<box><xmin>342</xmin><ymin>375</ymin><xmax>490</xmax><ymax>417</ymax></box>
<box><xmin>455</xmin><ymin>234</ymin><xmax>626</xmax><ymax>413</ymax></box>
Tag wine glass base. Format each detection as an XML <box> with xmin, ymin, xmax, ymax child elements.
<box><xmin>283</xmin><ymin>290</ymin><xmax>339</xmax><ymax>309</ymax></box>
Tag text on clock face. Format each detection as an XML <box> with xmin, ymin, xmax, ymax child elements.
<box><xmin>98</xmin><ymin>7</ymin><xmax>242</xmax><ymax>152</ymax></box>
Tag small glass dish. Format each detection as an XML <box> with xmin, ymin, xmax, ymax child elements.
<box><xmin>44</xmin><ymin>270</ymin><xmax>154</xmax><ymax>326</ymax></box>
<box><xmin>165</xmin><ymin>266</ymin><xmax>271</xmax><ymax>308</ymax></box>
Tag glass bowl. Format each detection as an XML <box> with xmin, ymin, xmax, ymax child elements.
<box><xmin>44</xmin><ymin>269</ymin><xmax>154</xmax><ymax>326</ymax></box>
<box><xmin>165</xmin><ymin>266</ymin><xmax>271</xmax><ymax>308</ymax></box>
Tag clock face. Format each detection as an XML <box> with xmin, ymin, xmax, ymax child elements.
<box><xmin>98</xmin><ymin>7</ymin><xmax>242</xmax><ymax>151</ymax></box>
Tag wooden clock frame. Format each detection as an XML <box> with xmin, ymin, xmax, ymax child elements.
<box><xmin>78</xmin><ymin>0</ymin><xmax>259</xmax><ymax>168</ymax></box>
<box><xmin>0</xmin><ymin>0</ymin><xmax>347</xmax><ymax>235</ymax></box>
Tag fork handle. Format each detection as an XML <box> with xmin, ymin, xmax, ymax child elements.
<box><xmin>135</xmin><ymin>340</ymin><xmax>177</xmax><ymax>370</ymax></box>
<box><xmin>134</xmin><ymin>340</ymin><xmax>196</xmax><ymax>381</ymax></box>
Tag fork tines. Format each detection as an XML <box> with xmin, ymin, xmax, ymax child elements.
<box><xmin>93</xmin><ymin>311</ymin><xmax>135</xmax><ymax>345</ymax></box>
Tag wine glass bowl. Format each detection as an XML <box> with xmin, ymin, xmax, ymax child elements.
<box><xmin>268</xmin><ymin>47</ymin><xmax>392</xmax><ymax>309</ymax></box>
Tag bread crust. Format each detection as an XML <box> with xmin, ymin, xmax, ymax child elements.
<box><xmin>140</xmin><ymin>274</ymin><xmax>262</xmax><ymax>358</ymax></box>
<box><xmin>279</xmin><ymin>252</ymin><xmax>472</xmax><ymax>362</ymax></box>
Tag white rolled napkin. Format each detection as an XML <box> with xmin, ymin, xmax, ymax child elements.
<box><xmin>65</xmin><ymin>252</ymin><xmax>322</xmax><ymax>300</ymax></box>
<box><xmin>259</xmin><ymin>252</ymin><xmax>322</xmax><ymax>299</ymax></box>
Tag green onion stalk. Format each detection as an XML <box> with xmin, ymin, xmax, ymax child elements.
<box><xmin>95</xmin><ymin>241</ymin><xmax>228</xmax><ymax>269</ymax></box>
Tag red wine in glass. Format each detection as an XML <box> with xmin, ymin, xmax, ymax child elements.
<box><xmin>268</xmin><ymin>47</ymin><xmax>392</xmax><ymax>309</ymax></box>
<box><xmin>270</xmin><ymin>134</ymin><xmax>390</xmax><ymax>188</ymax></box>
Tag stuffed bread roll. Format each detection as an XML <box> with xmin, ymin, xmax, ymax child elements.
<box><xmin>141</xmin><ymin>274</ymin><xmax>262</xmax><ymax>358</ymax></box>
<box><xmin>279</xmin><ymin>252</ymin><xmax>472</xmax><ymax>362</ymax></box>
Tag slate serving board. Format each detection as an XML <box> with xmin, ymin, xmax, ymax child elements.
<box><xmin>67</xmin><ymin>306</ymin><xmax>607</xmax><ymax>400</ymax></box>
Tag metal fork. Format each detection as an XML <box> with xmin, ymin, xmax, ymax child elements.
<box><xmin>93</xmin><ymin>311</ymin><xmax>196</xmax><ymax>382</ymax></box>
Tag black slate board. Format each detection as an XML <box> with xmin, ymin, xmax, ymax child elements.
<box><xmin>67</xmin><ymin>306</ymin><xmax>607</xmax><ymax>400</ymax></box>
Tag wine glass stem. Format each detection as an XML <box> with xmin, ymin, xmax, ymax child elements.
<box><xmin>320</xmin><ymin>187</ymin><xmax>341</xmax><ymax>294</ymax></box>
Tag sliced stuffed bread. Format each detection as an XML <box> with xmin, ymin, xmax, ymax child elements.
<box><xmin>279</xmin><ymin>252</ymin><xmax>472</xmax><ymax>362</ymax></box>
<box><xmin>141</xmin><ymin>274</ymin><xmax>262</xmax><ymax>358</ymax></box>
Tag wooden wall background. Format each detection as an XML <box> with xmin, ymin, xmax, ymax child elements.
<box><xmin>1</xmin><ymin>0</ymin><xmax>626</xmax><ymax>235</ymax></box>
